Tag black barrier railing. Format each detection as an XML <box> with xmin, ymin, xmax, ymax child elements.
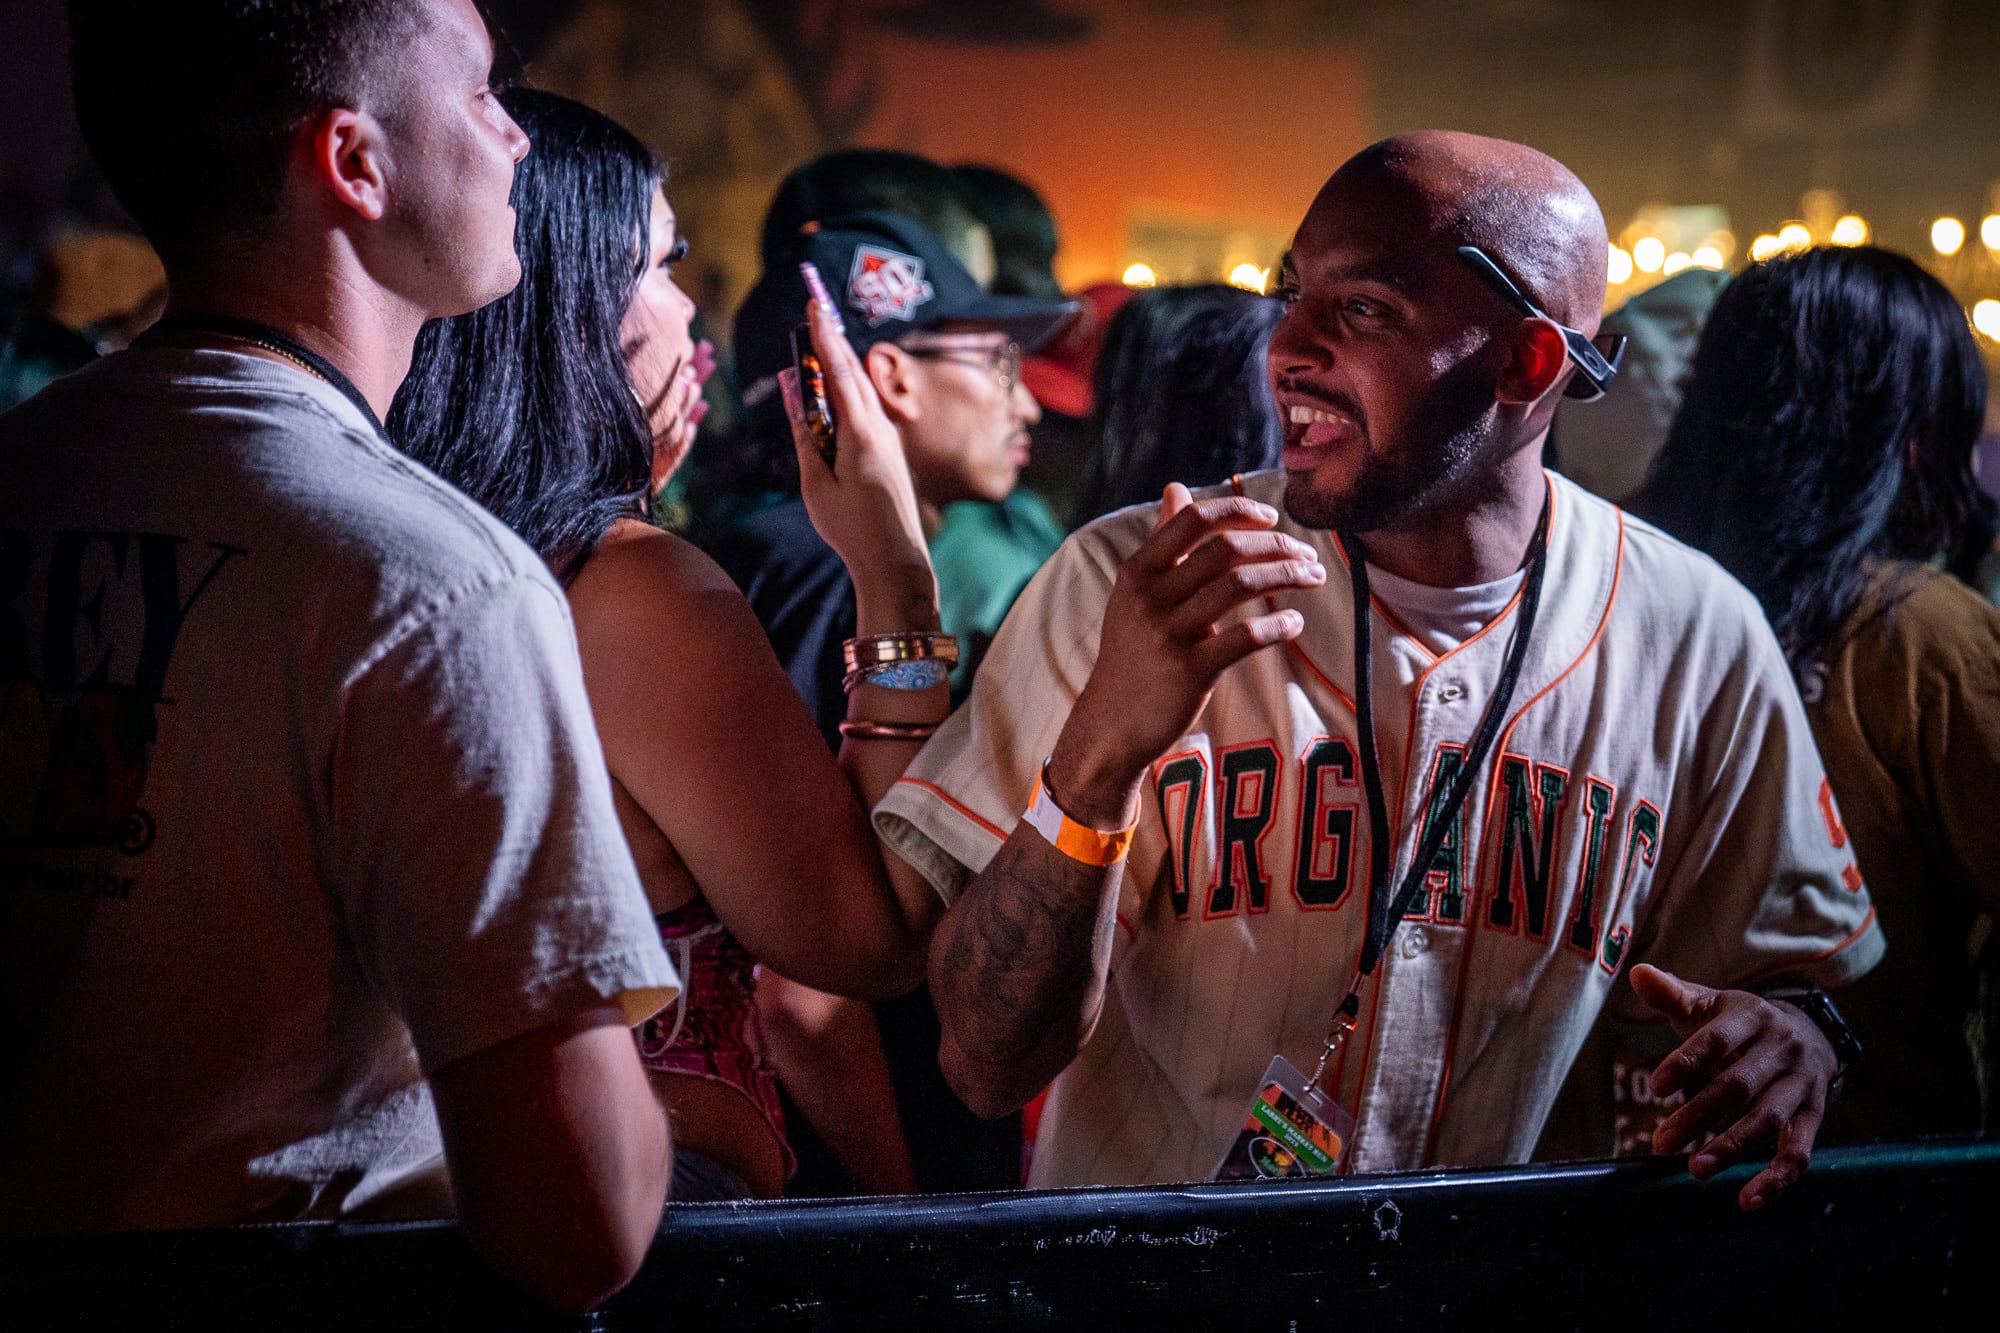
<box><xmin>5</xmin><ymin>1136</ymin><xmax>1995</xmax><ymax>1330</ymax></box>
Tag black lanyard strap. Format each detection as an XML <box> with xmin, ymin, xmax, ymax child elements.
<box><xmin>149</xmin><ymin>314</ymin><xmax>384</xmax><ymax>437</ymax></box>
<box><xmin>1343</xmin><ymin>495</ymin><xmax>1551</xmax><ymax>985</ymax></box>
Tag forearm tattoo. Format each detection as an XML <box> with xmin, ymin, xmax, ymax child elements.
<box><xmin>931</xmin><ymin>830</ymin><xmax>1122</xmax><ymax>1102</ymax></box>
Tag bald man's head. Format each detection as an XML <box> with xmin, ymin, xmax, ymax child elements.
<box><xmin>1268</xmin><ymin>131</ymin><xmax>1609</xmax><ymax>535</ymax></box>
<box><xmin>1325</xmin><ymin>130</ymin><xmax>1608</xmax><ymax>331</ymax></box>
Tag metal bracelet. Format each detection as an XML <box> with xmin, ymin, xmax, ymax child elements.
<box><xmin>837</xmin><ymin>719</ymin><xmax>939</xmax><ymax>742</ymax></box>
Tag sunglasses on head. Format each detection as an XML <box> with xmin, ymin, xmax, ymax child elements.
<box><xmin>1457</xmin><ymin>245</ymin><xmax>1626</xmax><ymax>401</ymax></box>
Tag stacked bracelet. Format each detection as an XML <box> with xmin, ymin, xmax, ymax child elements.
<box><xmin>838</xmin><ymin>719</ymin><xmax>939</xmax><ymax>742</ymax></box>
<box><xmin>842</xmin><ymin>632</ymin><xmax>958</xmax><ymax>694</ymax></box>
<box><xmin>1023</xmin><ymin>759</ymin><xmax>1136</xmax><ymax>867</ymax></box>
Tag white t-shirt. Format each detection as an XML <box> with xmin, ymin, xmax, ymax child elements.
<box><xmin>0</xmin><ymin>347</ymin><xmax>678</xmax><ymax>1235</ymax></box>
<box><xmin>877</xmin><ymin>470</ymin><xmax>1879</xmax><ymax>1188</ymax></box>
<box><xmin>1364</xmin><ymin>562</ymin><xmax>1525</xmax><ymax>656</ymax></box>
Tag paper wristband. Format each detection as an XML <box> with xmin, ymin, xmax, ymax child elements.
<box><xmin>1024</xmin><ymin>769</ymin><xmax>1135</xmax><ymax>867</ymax></box>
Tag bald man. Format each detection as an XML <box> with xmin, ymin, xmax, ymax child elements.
<box><xmin>876</xmin><ymin>133</ymin><xmax>1880</xmax><ymax>1205</ymax></box>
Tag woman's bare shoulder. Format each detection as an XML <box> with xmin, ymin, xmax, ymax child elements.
<box><xmin>569</xmin><ymin>519</ymin><xmax>743</xmax><ymax>618</ymax></box>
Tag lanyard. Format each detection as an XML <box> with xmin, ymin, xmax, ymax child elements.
<box><xmin>1305</xmin><ymin>495</ymin><xmax>1551</xmax><ymax>1092</ymax></box>
<box><xmin>149</xmin><ymin>314</ymin><xmax>385</xmax><ymax>437</ymax></box>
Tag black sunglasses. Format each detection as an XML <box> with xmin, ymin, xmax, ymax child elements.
<box><xmin>1457</xmin><ymin>246</ymin><xmax>1626</xmax><ymax>401</ymax></box>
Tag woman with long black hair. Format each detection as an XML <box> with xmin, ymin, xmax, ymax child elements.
<box><xmin>1074</xmin><ymin>283</ymin><xmax>1283</xmax><ymax>524</ymax></box>
<box><xmin>389</xmin><ymin>89</ymin><xmax>948</xmax><ymax>1200</ymax></box>
<box><xmin>1637</xmin><ymin>244</ymin><xmax>2000</xmax><ymax>1142</ymax></box>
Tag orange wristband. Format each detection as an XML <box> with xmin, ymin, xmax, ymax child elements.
<box><xmin>1023</xmin><ymin>761</ymin><xmax>1135</xmax><ymax>867</ymax></box>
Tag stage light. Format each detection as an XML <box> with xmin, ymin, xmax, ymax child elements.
<box><xmin>1692</xmin><ymin>246</ymin><xmax>1724</xmax><ymax>269</ymax></box>
<box><xmin>1227</xmin><ymin>263</ymin><xmax>1269</xmax><ymax>293</ymax></box>
<box><xmin>1633</xmin><ymin>237</ymin><xmax>1665</xmax><ymax>273</ymax></box>
<box><xmin>1932</xmin><ymin>217</ymin><xmax>1966</xmax><ymax>256</ymax></box>
<box><xmin>1982</xmin><ymin>215</ymin><xmax>2000</xmax><ymax>250</ymax></box>
<box><xmin>1662</xmin><ymin>251</ymin><xmax>1693</xmax><ymax>276</ymax></box>
<box><xmin>1122</xmin><ymin>263</ymin><xmax>1157</xmax><ymax>287</ymax></box>
<box><xmin>1830</xmin><ymin>215</ymin><xmax>1869</xmax><ymax>246</ymax></box>
<box><xmin>1972</xmin><ymin>300</ymin><xmax>2000</xmax><ymax>340</ymax></box>
<box><xmin>1777</xmin><ymin>223</ymin><xmax>1812</xmax><ymax>251</ymax></box>
<box><xmin>1607</xmin><ymin>245</ymin><xmax>1634</xmax><ymax>284</ymax></box>
<box><xmin>1749</xmin><ymin>234</ymin><xmax>1784</xmax><ymax>262</ymax></box>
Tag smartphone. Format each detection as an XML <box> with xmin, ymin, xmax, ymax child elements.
<box><xmin>790</xmin><ymin>322</ymin><xmax>838</xmax><ymax>464</ymax></box>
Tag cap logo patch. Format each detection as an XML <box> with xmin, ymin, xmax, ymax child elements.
<box><xmin>848</xmin><ymin>245</ymin><xmax>935</xmax><ymax>326</ymax></box>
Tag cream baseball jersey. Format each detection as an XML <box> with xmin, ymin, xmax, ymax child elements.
<box><xmin>876</xmin><ymin>469</ymin><xmax>1881</xmax><ymax>1189</ymax></box>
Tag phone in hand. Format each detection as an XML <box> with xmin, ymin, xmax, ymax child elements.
<box><xmin>790</xmin><ymin>321</ymin><xmax>838</xmax><ymax>465</ymax></box>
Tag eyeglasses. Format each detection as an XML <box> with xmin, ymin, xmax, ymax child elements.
<box><xmin>901</xmin><ymin>339</ymin><xmax>1024</xmax><ymax>392</ymax></box>
<box><xmin>1457</xmin><ymin>246</ymin><xmax>1626</xmax><ymax>401</ymax></box>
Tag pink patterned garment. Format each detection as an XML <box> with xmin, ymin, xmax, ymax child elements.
<box><xmin>635</xmin><ymin>897</ymin><xmax>793</xmax><ymax>1177</ymax></box>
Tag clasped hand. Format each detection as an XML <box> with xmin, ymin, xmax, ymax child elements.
<box><xmin>1629</xmin><ymin>962</ymin><xmax>1840</xmax><ymax>1212</ymax></box>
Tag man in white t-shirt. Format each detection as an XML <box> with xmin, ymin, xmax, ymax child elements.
<box><xmin>1</xmin><ymin>1</ymin><xmax>676</xmax><ymax>1314</ymax></box>
<box><xmin>878</xmin><ymin>132</ymin><xmax>1879</xmax><ymax>1209</ymax></box>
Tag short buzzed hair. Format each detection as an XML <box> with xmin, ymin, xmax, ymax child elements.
<box><xmin>68</xmin><ymin>0</ymin><xmax>430</xmax><ymax>263</ymax></box>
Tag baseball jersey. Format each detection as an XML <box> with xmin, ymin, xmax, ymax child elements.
<box><xmin>875</xmin><ymin>468</ymin><xmax>1881</xmax><ymax>1188</ymax></box>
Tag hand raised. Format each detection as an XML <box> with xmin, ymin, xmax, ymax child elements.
<box><xmin>781</xmin><ymin>286</ymin><xmax>932</xmax><ymax>594</ymax></box>
<box><xmin>1048</xmin><ymin>484</ymin><xmax>1325</xmax><ymax>826</ymax></box>
<box><xmin>1629</xmin><ymin>963</ymin><xmax>1838</xmax><ymax>1212</ymax></box>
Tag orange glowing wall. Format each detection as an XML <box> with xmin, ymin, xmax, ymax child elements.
<box><xmin>844</xmin><ymin>1</ymin><xmax>1371</xmax><ymax>289</ymax></box>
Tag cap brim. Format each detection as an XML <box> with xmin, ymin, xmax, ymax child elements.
<box><xmin>936</xmin><ymin>296</ymin><xmax>1079</xmax><ymax>353</ymax></box>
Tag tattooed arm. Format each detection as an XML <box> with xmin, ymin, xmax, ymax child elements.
<box><xmin>929</xmin><ymin>486</ymin><xmax>1325</xmax><ymax>1117</ymax></box>
<box><xmin>930</xmin><ymin>823</ymin><xmax>1129</xmax><ymax>1117</ymax></box>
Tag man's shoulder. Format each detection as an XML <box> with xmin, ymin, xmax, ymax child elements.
<box><xmin>3</xmin><ymin>347</ymin><xmax>552</xmax><ymax>596</ymax></box>
<box><xmin>1552</xmin><ymin>474</ymin><xmax>1769</xmax><ymax>643</ymax></box>
<box><xmin>1584</xmin><ymin>488</ymin><xmax>1736</xmax><ymax>596</ymax></box>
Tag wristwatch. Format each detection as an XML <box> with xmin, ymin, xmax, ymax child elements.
<box><xmin>1759</xmin><ymin>986</ymin><xmax>1863</xmax><ymax>1087</ymax></box>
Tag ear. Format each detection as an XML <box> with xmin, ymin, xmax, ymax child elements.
<box><xmin>1495</xmin><ymin>318</ymin><xmax>1571</xmax><ymax>406</ymax></box>
<box><xmin>305</xmin><ymin>108</ymin><xmax>390</xmax><ymax>223</ymax></box>
<box><xmin>867</xmin><ymin>343</ymin><xmax>922</xmax><ymax>425</ymax></box>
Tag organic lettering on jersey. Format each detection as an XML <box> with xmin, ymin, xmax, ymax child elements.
<box><xmin>0</xmin><ymin>528</ymin><xmax>240</xmax><ymax>865</ymax></box>
<box><xmin>1153</xmin><ymin>749</ymin><xmax>1208</xmax><ymax>919</ymax></box>
<box><xmin>1149</xmin><ymin>736</ymin><xmax>1668</xmax><ymax>973</ymax></box>
<box><xmin>1205</xmin><ymin>742</ymin><xmax>1279</xmax><ymax>919</ymax></box>
<box><xmin>1404</xmin><ymin>743</ymin><xmax>1469</xmax><ymax>923</ymax></box>
<box><xmin>1292</xmin><ymin>736</ymin><xmax>1359</xmax><ymax>912</ymax></box>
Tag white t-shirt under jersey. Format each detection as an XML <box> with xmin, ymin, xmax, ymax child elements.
<box><xmin>1364</xmin><ymin>562</ymin><xmax>1526</xmax><ymax>657</ymax></box>
<box><xmin>0</xmin><ymin>347</ymin><xmax>678</xmax><ymax>1236</ymax></box>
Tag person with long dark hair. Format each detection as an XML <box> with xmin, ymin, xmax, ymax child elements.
<box><xmin>1638</xmin><ymin>244</ymin><xmax>2000</xmax><ymax>1142</ymax></box>
<box><xmin>1075</xmin><ymin>283</ymin><xmax>1284</xmax><ymax>523</ymax></box>
<box><xmin>389</xmin><ymin>89</ymin><xmax>949</xmax><ymax>1200</ymax></box>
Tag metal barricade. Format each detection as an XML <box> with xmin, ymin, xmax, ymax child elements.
<box><xmin>4</xmin><ymin>1136</ymin><xmax>1993</xmax><ymax>1329</ymax></box>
